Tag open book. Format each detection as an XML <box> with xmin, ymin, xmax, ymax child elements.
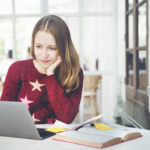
<box><xmin>52</xmin><ymin>127</ymin><xmax>142</xmax><ymax>149</ymax></box>
<box><xmin>46</xmin><ymin>114</ymin><xmax>104</xmax><ymax>132</ymax></box>
<box><xmin>74</xmin><ymin>114</ymin><xmax>104</xmax><ymax>130</ymax></box>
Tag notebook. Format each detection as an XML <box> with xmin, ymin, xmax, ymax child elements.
<box><xmin>0</xmin><ymin>101</ymin><xmax>55</xmax><ymax>140</ymax></box>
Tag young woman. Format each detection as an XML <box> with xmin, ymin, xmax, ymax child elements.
<box><xmin>0</xmin><ymin>15</ymin><xmax>83</xmax><ymax>124</ymax></box>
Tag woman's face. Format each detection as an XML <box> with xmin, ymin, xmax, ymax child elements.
<box><xmin>34</xmin><ymin>31</ymin><xmax>59</xmax><ymax>69</ymax></box>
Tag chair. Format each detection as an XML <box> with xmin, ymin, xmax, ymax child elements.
<box><xmin>79</xmin><ymin>74</ymin><xmax>102</xmax><ymax>122</ymax></box>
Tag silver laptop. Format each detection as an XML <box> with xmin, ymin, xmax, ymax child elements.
<box><xmin>0</xmin><ymin>101</ymin><xmax>55</xmax><ymax>140</ymax></box>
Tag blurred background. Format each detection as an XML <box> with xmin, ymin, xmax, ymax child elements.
<box><xmin>0</xmin><ymin>0</ymin><xmax>150</xmax><ymax>129</ymax></box>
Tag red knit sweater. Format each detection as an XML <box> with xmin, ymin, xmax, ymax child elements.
<box><xmin>0</xmin><ymin>59</ymin><xmax>83</xmax><ymax>124</ymax></box>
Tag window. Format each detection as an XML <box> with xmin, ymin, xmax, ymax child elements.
<box><xmin>82</xmin><ymin>0</ymin><xmax>113</xmax><ymax>12</ymax></box>
<box><xmin>125</xmin><ymin>0</ymin><xmax>149</xmax><ymax>128</ymax></box>
<box><xmin>0</xmin><ymin>0</ymin><xmax>114</xmax><ymax>72</ymax></box>
<box><xmin>0</xmin><ymin>0</ymin><xmax>12</xmax><ymax>15</ymax></box>
<box><xmin>16</xmin><ymin>17</ymin><xmax>39</xmax><ymax>59</ymax></box>
<box><xmin>15</xmin><ymin>0</ymin><xmax>40</xmax><ymax>14</ymax></box>
<box><xmin>0</xmin><ymin>19</ymin><xmax>12</xmax><ymax>60</ymax></box>
<box><xmin>48</xmin><ymin>0</ymin><xmax>79</xmax><ymax>13</ymax></box>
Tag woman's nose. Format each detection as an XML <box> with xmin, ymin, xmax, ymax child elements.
<box><xmin>41</xmin><ymin>49</ymin><xmax>48</xmax><ymax>58</ymax></box>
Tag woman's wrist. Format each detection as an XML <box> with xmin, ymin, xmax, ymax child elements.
<box><xmin>46</xmin><ymin>70</ymin><xmax>54</xmax><ymax>76</ymax></box>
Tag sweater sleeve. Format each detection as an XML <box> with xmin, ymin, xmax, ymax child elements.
<box><xmin>0</xmin><ymin>63</ymin><xmax>21</xmax><ymax>101</ymax></box>
<box><xmin>32</xmin><ymin>104</ymin><xmax>54</xmax><ymax>124</ymax></box>
<box><xmin>44</xmin><ymin>69</ymin><xmax>84</xmax><ymax>124</ymax></box>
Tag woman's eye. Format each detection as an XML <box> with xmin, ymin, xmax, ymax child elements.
<box><xmin>49</xmin><ymin>47</ymin><xmax>56</xmax><ymax>50</ymax></box>
<box><xmin>36</xmin><ymin>45</ymin><xmax>41</xmax><ymax>48</ymax></box>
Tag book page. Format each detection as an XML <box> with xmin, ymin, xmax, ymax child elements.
<box><xmin>50</xmin><ymin>114</ymin><xmax>104</xmax><ymax>130</ymax></box>
<box><xmin>74</xmin><ymin>114</ymin><xmax>104</xmax><ymax>130</ymax></box>
<box><xmin>57</xmin><ymin>130</ymin><xmax>118</xmax><ymax>143</ymax></box>
<box><xmin>78</xmin><ymin>123</ymin><xmax>142</xmax><ymax>141</ymax></box>
<box><xmin>53</xmin><ymin>130</ymin><xmax>122</xmax><ymax>148</ymax></box>
<box><xmin>52</xmin><ymin>120</ymin><xmax>76</xmax><ymax>130</ymax></box>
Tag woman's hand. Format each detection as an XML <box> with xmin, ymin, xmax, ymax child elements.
<box><xmin>32</xmin><ymin>113</ymin><xmax>40</xmax><ymax>123</ymax></box>
<box><xmin>46</xmin><ymin>56</ymin><xmax>61</xmax><ymax>76</ymax></box>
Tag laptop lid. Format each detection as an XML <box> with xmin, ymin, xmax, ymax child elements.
<box><xmin>0</xmin><ymin>101</ymin><xmax>55</xmax><ymax>140</ymax></box>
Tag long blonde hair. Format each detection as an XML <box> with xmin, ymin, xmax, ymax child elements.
<box><xmin>30</xmin><ymin>15</ymin><xmax>81</xmax><ymax>93</ymax></box>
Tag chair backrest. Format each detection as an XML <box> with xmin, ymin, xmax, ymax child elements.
<box><xmin>83</xmin><ymin>75</ymin><xmax>101</xmax><ymax>92</ymax></box>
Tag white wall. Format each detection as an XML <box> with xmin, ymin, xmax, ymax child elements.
<box><xmin>116</xmin><ymin>0</ymin><xmax>126</xmax><ymax>104</ymax></box>
<box><xmin>98</xmin><ymin>0</ymin><xmax>125</xmax><ymax>122</ymax></box>
<box><xmin>89</xmin><ymin>0</ymin><xmax>118</xmax><ymax>122</ymax></box>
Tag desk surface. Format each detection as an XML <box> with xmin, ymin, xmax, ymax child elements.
<box><xmin>1</xmin><ymin>123</ymin><xmax>150</xmax><ymax>150</ymax></box>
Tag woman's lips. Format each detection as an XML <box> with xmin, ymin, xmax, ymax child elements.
<box><xmin>41</xmin><ymin>60</ymin><xmax>50</xmax><ymax>63</ymax></box>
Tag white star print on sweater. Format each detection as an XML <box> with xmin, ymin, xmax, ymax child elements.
<box><xmin>20</xmin><ymin>95</ymin><xmax>34</xmax><ymax>108</ymax></box>
<box><xmin>29</xmin><ymin>80</ymin><xmax>45</xmax><ymax>92</ymax></box>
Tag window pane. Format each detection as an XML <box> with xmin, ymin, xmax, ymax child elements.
<box><xmin>138</xmin><ymin>0</ymin><xmax>144</xmax><ymax>3</ymax></box>
<box><xmin>0</xmin><ymin>0</ymin><xmax>12</xmax><ymax>15</ymax></box>
<box><xmin>48</xmin><ymin>0</ymin><xmax>79</xmax><ymax>13</ymax></box>
<box><xmin>63</xmin><ymin>17</ymin><xmax>79</xmax><ymax>53</ymax></box>
<box><xmin>83</xmin><ymin>0</ymin><xmax>113</xmax><ymax>12</ymax></box>
<box><xmin>128</xmin><ymin>13</ymin><xmax>133</xmax><ymax>49</ymax></box>
<box><xmin>138</xmin><ymin>3</ymin><xmax>147</xmax><ymax>46</ymax></box>
<box><xmin>16</xmin><ymin>17</ymin><xmax>39</xmax><ymax>59</ymax></box>
<box><xmin>128</xmin><ymin>0</ymin><xmax>133</xmax><ymax>10</ymax></box>
<box><xmin>127</xmin><ymin>52</ymin><xmax>134</xmax><ymax>86</ymax></box>
<box><xmin>138</xmin><ymin>51</ymin><xmax>146</xmax><ymax>90</ymax></box>
<box><xmin>15</xmin><ymin>0</ymin><xmax>40</xmax><ymax>14</ymax></box>
<box><xmin>83</xmin><ymin>17</ymin><xmax>114</xmax><ymax>71</ymax></box>
<box><xmin>0</xmin><ymin>19</ymin><xmax>12</xmax><ymax>60</ymax></box>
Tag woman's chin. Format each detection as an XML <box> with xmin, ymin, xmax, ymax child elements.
<box><xmin>40</xmin><ymin>63</ymin><xmax>51</xmax><ymax>69</ymax></box>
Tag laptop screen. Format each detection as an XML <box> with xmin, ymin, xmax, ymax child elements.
<box><xmin>0</xmin><ymin>101</ymin><xmax>55</xmax><ymax>139</ymax></box>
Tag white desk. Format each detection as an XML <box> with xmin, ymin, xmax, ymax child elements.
<box><xmin>1</xmin><ymin>123</ymin><xmax>150</xmax><ymax>150</ymax></box>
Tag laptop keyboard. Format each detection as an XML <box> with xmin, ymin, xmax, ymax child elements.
<box><xmin>37</xmin><ymin>128</ymin><xmax>56</xmax><ymax>139</ymax></box>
